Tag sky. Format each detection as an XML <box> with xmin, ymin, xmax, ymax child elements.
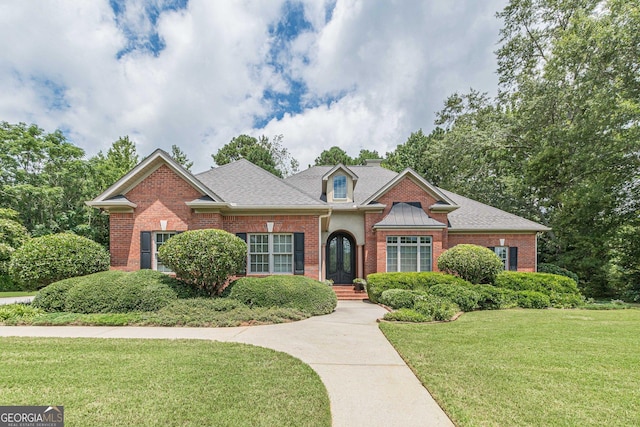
<box><xmin>0</xmin><ymin>0</ymin><xmax>508</xmax><ymax>173</ymax></box>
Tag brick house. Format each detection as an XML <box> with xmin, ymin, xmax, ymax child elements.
<box><xmin>88</xmin><ymin>149</ymin><xmax>549</xmax><ymax>284</ymax></box>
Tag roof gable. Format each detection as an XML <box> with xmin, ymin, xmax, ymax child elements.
<box><xmin>362</xmin><ymin>168</ymin><xmax>458</xmax><ymax>210</ymax></box>
<box><xmin>88</xmin><ymin>149</ymin><xmax>223</xmax><ymax>205</ymax></box>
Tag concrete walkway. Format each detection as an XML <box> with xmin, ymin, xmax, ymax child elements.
<box><xmin>0</xmin><ymin>300</ymin><xmax>454</xmax><ymax>427</ymax></box>
<box><xmin>0</xmin><ymin>295</ymin><xmax>34</xmax><ymax>305</ymax></box>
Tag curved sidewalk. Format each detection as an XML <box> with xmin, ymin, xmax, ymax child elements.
<box><xmin>0</xmin><ymin>300</ymin><xmax>454</xmax><ymax>427</ymax></box>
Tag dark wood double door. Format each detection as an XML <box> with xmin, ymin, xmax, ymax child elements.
<box><xmin>326</xmin><ymin>232</ymin><xmax>355</xmax><ymax>284</ymax></box>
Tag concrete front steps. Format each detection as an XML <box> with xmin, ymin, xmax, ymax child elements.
<box><xmin>332</xmin><ymin>285</ymin><xmax>369</xmax><ymax>300</ymax></box>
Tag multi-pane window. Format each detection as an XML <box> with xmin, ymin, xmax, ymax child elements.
<box><xmin>386</xmin><ymin>236</ymin><xmax>432</xmax><ymax>272</ymax></box>
<box><xmin>249</xmin><ymin>234</ymin><xmax>293</xmax><ymax>274</ymax></box>
<box><xmin>333</xmin><ymin>175</ymin><xmax>347</xmax><ymax>199</ymax></box>
<box><xmin>494</xmin><ymin>246</ymin><xmax>508</xmax><ymax>270</ymax></box>
<box><xmin>155</xmin><ymin>232</ymin><xmax>176</xmax><ymax>273</ymax></box>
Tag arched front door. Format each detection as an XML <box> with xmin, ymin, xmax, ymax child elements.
<box><xmin>326</xmin><ymin>232</ymin><xmax>356</xmax><ymax>284</ymax></box>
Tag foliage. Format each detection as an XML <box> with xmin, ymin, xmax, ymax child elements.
<box><xmin>379</xmin><ymin>289</ymin><xmax>423</xmax><ymax>309</ymax></box>
<box><xmin>63</xmin><ymin>271</ymin><xmax>178</xmax><ymax>314</ymax></box>
<box><xmin>9</xmin><ymin>233</ymin><xmax>109</xmax><ymax>290</ymax></box>
<box><xmin>366</xmin><ymin>272</ymin><xmax>471</xmax><ymax>303</ymax></box>
<box><xmin>227</xmin><ymin>276</ymin><xmax>337</xmax><ymax>315</ymax></box>
<box><xmin>495</xmin><ymin>272</ymin><xmax>580</xmax><ymax>295</ymax></box>
<box><xmin>314</xmin><ymin>147</ymin><xmax>382</xmax><ymax>166</ymax></box>
<box><xmin>413</xmin><ymin>295</ymin><xmax>459</xmax><ymax>321</ymax></box>
<box><xmin>158</xmin><ymin>229</ymin><xmax>247</xmax><ymax>296</ymax></box>
<box><xmin>538</xmin><ymin>263</ymin><xmax>579</xmax><ymax>284</ymax></box>
<box><xmin>474</xmin><ymin>285</ymin><xmax>518</xmax><ymax>310</ymax></box>
<box><xmin>0</xmin><ymin>274</ymin><xmax>21</xmax><ymax>291</ymax></box>
<box><xmin>31</xmin><ymin>276</ymin><xmax>83</xmax><ymax>312</ymax></box>
<box><xmin>437</xmin><ymin>244</ymin><xmax>505</xmax><ymax>284</ymax></box>
<box><xmin>383</xmin><ymin>308</ymin><xmax>431</xmax><ymax>323</ymax></box>
<box><xmin>170</xmin><ymin>144</ymin><xmax>193</xmax><ymax>170</ymax></box>
<box><xmin>428</xmin><ymin>283</ymin><xmax>481</xmax><ymax>312</ymax></box>
<box><xmin>212</xmin><ymin>134</ymin><xmax>299</xmax><ymax>178</ymax></box>
<box><xmin>0</xmin><ymin>304</ymin><xmax>44</xmax><ymax>324</ymax></box>
<box><xmin>582</xmin><ymin>299</ymin><xmax>633</xmax><ymax>310</ymax></box>
<box><xmin>515</xmin><ymin>290</ymin><xmax>551</xmax><ymax>309</ymax></box>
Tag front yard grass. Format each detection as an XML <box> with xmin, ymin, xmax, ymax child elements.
<box><xmin>0</xmin><ymin>337</ymin><xmax>331</xmax><ymax>427</ymax></box>
<box><xmin>0</xmin><ymin>291</ymin><xmax>36</xmax><ymax>298</ymax></box>
<box><xmin>380</xmin><ymin>309</ymin><xmax>640</xmax><ymax>427</ymax></box>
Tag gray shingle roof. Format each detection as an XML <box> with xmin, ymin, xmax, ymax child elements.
<box><xmin>195</xmin><ymin>159</ymin><xmax>325</xmax><ymax>206</ymax></box>
<box><xmin>440</xmin><ymin>189</ymin><xmax>550</xmax><ymax>231</ymax></box>
<box><xmin>285</xmin><ymin>165</ymin><xmax>398</xmax><ymax>205</ymax></box>
<box><xmin>374</xmin><ymin>203</ymin><xmax>446</xmax><ymax>228</ymax></box>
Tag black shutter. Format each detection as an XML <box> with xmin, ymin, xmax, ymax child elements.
<box><xmin>140</xmin><ymin>231</ymin><xmax>152</xmax><ymax>269</ymax></box>
<box><xmin>294</xmin><ymin>232</ymin><xmax>304</xmax><ymax>275</ymax></box>
<box><xmin>236</xmin><ymin>233</ymin><xmax>247</xmax><ymax>275</ymax></box>
<box><xmin>509</xmin><ymin>247</ymin><xmax>518</xmax><ymax>271</ymax></box>
<box><xmin>488</xmin><ymin>246</ymin><xmax>495</xmax><ymax>252</ymax></box>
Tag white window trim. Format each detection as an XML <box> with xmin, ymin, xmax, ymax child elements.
<box><xmin>494</xmin><ymin>246</ymin><xmax>509</xmax><ymax>270</ymax></box>
<box><xmin>386</xmin><ymin>236</ymin><xmax>432</xmax><ymax>272</ymax></box>
<box><xmin>153</xmin><ymin>231</ymin><xmax>176</xmax><ymax>273</ymax></box>
<box><xmin>333</xmin><ymin>175</ymin><xmax>347</xmax><ymax>200</ymax></box>
<box><xmin>248</xmin><ymin>233</ymin><xmax>294</xmax><ymax>275</ymax></box>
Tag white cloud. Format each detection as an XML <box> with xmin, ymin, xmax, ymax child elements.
<box><xmin>0</xmin><ymin>0</ymin><xmax>507</xmax><ymax>173</ymax></box>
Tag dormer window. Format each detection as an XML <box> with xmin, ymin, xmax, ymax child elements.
<box><xmin>334</xmin><ymin>175</ymin><xmax>347</xmax><ymax>199</ymax></box>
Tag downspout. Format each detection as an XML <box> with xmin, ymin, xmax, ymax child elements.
<box><xmin>535</xmin><ymin>232</ymin><xmax>539</xmax><ymax>272</ymax></box>
<box><xmin>318</xmin><ymin>210</ymin><xmax>332</xmax><ymax>281</ymax></box>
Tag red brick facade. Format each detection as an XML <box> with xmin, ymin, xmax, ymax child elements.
<box><xmin>108</xmin><ymin>164</ymin><xmax>539</xmax><ymax>280</ymax></box>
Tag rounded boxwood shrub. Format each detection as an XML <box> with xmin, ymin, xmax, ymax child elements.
<box><xmin>383</xmin><ymin>308</ymin><xmax>431</xmax><ymax>322</ymax></box>
<box><xmin>516</xmin><ymin>290</ymin><xmax>551</xmax><ymax>309</ymax></box>
<box><xmin>474</xmin><ymin>285</ymin><xmax>518</xmax><ymax>310</ymax></box>
<box><xmin>366</xmin><ymin>272</ymin><xmax>471</xmax><ymax>303</ymax></box>
<box><xmin>158</xmin><ymin>229</ymin><xmax>247</xmax><ymax>296</ymax></box>
<box><xmin>64</xmin><ymin>270</ymin><xmax>178</xmax><ymax>314</ymax></box>
<box><xmin>413</xmin><ymin>295</ymin><xmax>459</xmax><ymax>321</ymax></box>
<box><xmin>379</xmin><ymin>289</ymin><xmax>424</xmax><ymax>309</ymax></box>
<box><xmin>428</xmin><ymin>283</ymin><xmax>481</xmax><ymax>312</ymax></box>
<box><xmin>227</xmin><ymin>276</ymin><xmax>337</xmax><ymax>315</ymax></box>
<box><xmin>9</xmin><ymin>233</ymin><xmax>109</xmax><ymax>290</ymax></box>
<box><xmin>437</xmin><ymin>244</ymin><xmax>504</xmax><ymax>284</ymax></box>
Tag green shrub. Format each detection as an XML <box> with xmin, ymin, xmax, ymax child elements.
<box><xmin>549</xmin><ymin>292</ymin><xmax>584</xmax><ymax>308</ymax></box>
<box><xmin>127</xmin><ymin>269</ymin><xmax>208</xmax><ymax>299</ymax></box>
<box><xmin>379</xmin><ymin>289</ymin><xmax>422</xmax><ymax>309</ymax></box>
<box><xmin>0</xmin><ymin>303</ymin><xmax>44</xmax><ymax>324</ymax></box>
<box><xmin>366</xmin><ymin>272</ymin><xmax>471</xmax><ymax>303</ymax></box>
<box><xmin>413</xmin><ymin>295</ymin><xmax>460</xmax><ymax>321</ymax></box>
<box><xmin>538</xmin><ymin>263</ymin><xmax>580</xmax><ymax>284</ymax></box>
<box><xmin>32</xmin><ymin>276</ymin><xmax>85</xmax><ymax>312</ymax></box>
<box><xmin>0</xmin><ymin>274</ymin><xmax>21</xmax><ymax>292</ymax></box>
<box><xmin>9</xmin><ymin>233</ymin><xmax>109</xmax><ymax>290</ymax></box>
<box><xmin>158</xmin><ymin>229</ymin><xmax>247</xmax><ymax>296</ymax></box>
<box><xmin>428</xmin><ymin>283</ymin><xmax>481</xmax><ymax>312</ymax></box>
<box><xmin>437</xmin><ymin>244</ymin><xmax>504</xmax><ymax>284</ymax></box>
<box><xmin>383</xmin><ymin>308</ymin><xmax>431</xmax><ymax>322</ymax></box>
<box><xmin>64</xmin><ymin>270</ymin><xmax>178</xmax><ymax>314</ymax></box>
<box><xmin>494</xmin><ymin>272</ymin><xmax>580</xmax><ymax>295</ymax></box>
<box><xmin>516</xmin><ymin>290</ymin><xmax>551</xmax><ymax>309</ymax></box>
<box><xmin>474</xmin><ymin>285</ymin><xmax>518</xmax><ymax>310</ymax></box>
<box><xmin>227</xmin><ymin>276</ymin><xmax>337</xmax><ymax>315</ymax></box>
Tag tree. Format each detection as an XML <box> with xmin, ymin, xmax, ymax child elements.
<box><xmin>170</xmin><ymin>144</ymin><xmax>193</xmax><ymax>171</ymax></box>
<box><xmin>212</xmin><ymin>134</ymin><xmax>298</xmax><ymax>178</ymax></box>
<box><xmin>314</xmin><ymin>147</ymin><xmax>353</xmax><ymax>166</ymax></box>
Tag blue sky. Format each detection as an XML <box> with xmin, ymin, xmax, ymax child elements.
<box><xmin>0</xmin><ymin>0</ymin><xmax>507</xmax><ymax>172</ymax></box>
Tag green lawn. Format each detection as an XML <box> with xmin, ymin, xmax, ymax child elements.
<box><xmin>380</xmin><ymin>309</ymin><xmax>640</xmax><ymax>427</ymax></box>
<box><xmin>0</xmin><ymin>291</ymin><xmax>36</xmax><ymax>298</ymax></box>
<box><xmin>0</xmin><ymin>337</ymin><xmax>331</xmax><ymax>427</ymax></box>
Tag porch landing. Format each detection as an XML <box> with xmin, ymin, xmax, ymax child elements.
<box><xmin>332</xmin><ymin>285</ymin><xmax>369</xmax><ymax>300</ymax></box>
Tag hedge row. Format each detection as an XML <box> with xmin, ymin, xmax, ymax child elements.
<box><xmin>32</xmin><ymin>270</ymin><xmax>203</xmax><ymax>313</ymax></box>
<box><xmin>366</xmin><ymin>272</ymin><xmax>470</xmax><ymax>303</ymax></box>
<box><xmin>225</xmin><ymin>276</ymin><xmax>337</xmax><ymax>316</ymax></box>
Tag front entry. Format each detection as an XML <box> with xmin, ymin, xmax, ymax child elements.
<box><xmin>326</xmin><ymin>232</ymin><xmax>356</xmax><ymax>284</ymax></box>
